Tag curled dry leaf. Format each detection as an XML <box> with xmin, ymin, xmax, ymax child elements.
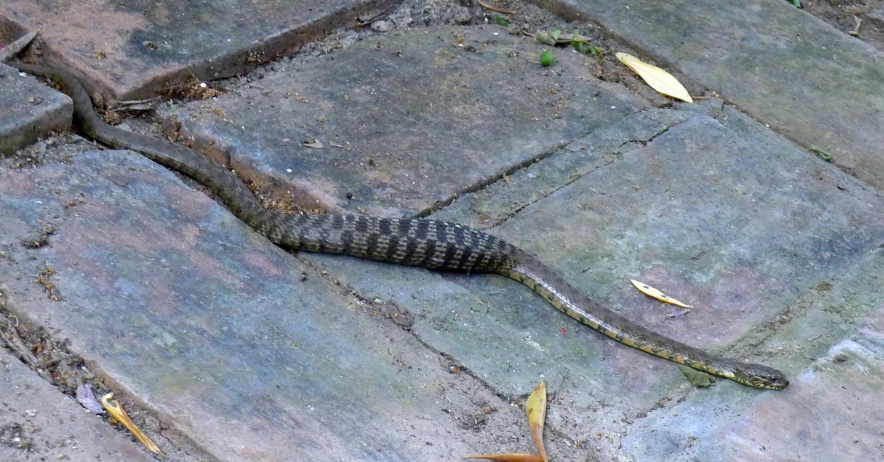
<box><xmin>100</xmin><ymin>392</ymin><xmax>163</xmax><ymax>456</ymax></box>
<box><xmin>75</xmin><ymin>384</ymin><xmax>105</xmax><ymax>414</ymax></box>
<box><xmin>630</xmin><ymin>279</ymin><xmax>693</xmax><ymax>308</ymax></box>
<box><xmin>303</xmin><ymin>140</ymin><xmax>324</xmax><ymax>149</ymax></box>
<box><xmin>463</xmin><ymin>381</ymin><xmax>550</xmax><ymax>461</ymax></box>
<box><xmin>615</xmin><ymin>52</ymin><xmax>693</xmax><ymax>103</ymax></box>
<box><xmin>525</xmin><ymin>381</ymin><xmax>548</xmax><ymax>462</ymax></box>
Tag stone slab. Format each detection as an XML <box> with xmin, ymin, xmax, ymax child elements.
<box><xmin>620</xmin><ymin>247</ymin><xmax>884</xmax><ymax>461</ymax></box>
<box><xmin>554</xmin><ymin>0</ymin><xmax>884</xmax><ymax>191</ymax></box>
<box><xmin>0</xmin><ymin>150</ymin><xmax>542</xmax><ymax>461</ymax></box>
<box><xmin>0</xmin><ymin>62</ymin><xmax>72</xmax><ymax>155</ymax></box>
<box><xmin>305</xmin><ymin>111</ymin><xmax>884</xmax><ymax>457</ymax></box>
<box><xmin>0</xmin><ymin>349</ymin><xmax>155</xmax><ymax>461</ymax></box>
<box><xmin>432</xmin><ymin>107</ymin><xmax>695</xmax><ymax>228</ymax></box>
<box><xmin>1</xmin><ymin>0</ymin><xmax>397</xmax><ymax>99</ymax></box>
<box><xmin>482</xmin><ymin>113</ymin><xmax>884</xmax><ymax>381</ymax></box>
<box><xmin>166</xmin><ymin>26</ymin><xmax>651</xmax><ymax>217</ymax></box>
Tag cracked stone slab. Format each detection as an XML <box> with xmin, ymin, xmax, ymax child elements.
<box><xmin>0</xmin><ymin>150</ymin><xmax>541</xmax><ymax>461</ymax></box>
<box><xmin>0</xmin><ymin>350</ymin><xmax>155</xmax><ymax>461</ymax></box>
<box><xmin>432</xmin><ymin>108</ymin><xmax>695</xmax><ymax>228</ymax></box>
<box><xmin>165</xmin><ymin>26</ymin><xmax>651</xmax><ymax>217</ymax></box>
<box><xmin>620</xmin><ymin>247</ymin><xmax>884</xmax><ymax>461</ymax></box>
<box><xmin>557</xmin><ymin>0</ymin><xmax>884</xmax><ymax>191</ymax></box>
<box><xmin>305</xmin><ymin>112</ymin><xmax>884</xmax><ymax>456</ymax></box>
<box><xmin>0</xmin><ymin>62</ymin><xmax>72</xmax><ymax>155</ymax></box>
<box><xmin>1</xmin><ymin>0</ymin><xmax>396</xmax><ymax>99</ymax></box>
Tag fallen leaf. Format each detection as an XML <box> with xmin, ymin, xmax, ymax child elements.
<box><xmin>525</xmin><ymin>381</ymin><xmax>548</xmax><ymax>462</ymax></box>
<box><xmin>810</xmin><ymin>146</ymin><xmax>833</xmax><ymax>162</ymax></box>
<box><xmin>571</xmin><ymin>32</ymin><xmax>602</xmax><ymax>56</ymax></box>
<box><xmin>615</xmin><ymin>53</ymin><xmax>693</xmax><ymax>103</ymax></box>
<box><xmin>535</xmin><ymin>32</ymin><xmax>556</xmax><ymax>46</ymax></box>
<box><xmin>329</xmin><ymin>142</ymin><xmax>347</xmax><ymax>148</ymax></box>
<box><xmin>101</xmin><ymin>393</ymin><xmax>163</xmax><ymax>456</ymax></box>
<box><xmin>464</xmin><ymin>455</ymin><xmax>545</xmax><ymax>462</ymax></box>
<box><xmin>303</xmin><ymin>140</ymin><xmax>324</xmax><ymax>149</ymax></box>
<box><xmin>678</xmin><ymin>365</ymin><xmax>715</xmax><ymax>387</ymax></box>
<box><xmin>75</xmin><ymin>384</ymin><xmax>105</xmax><ymax>414</ymax></box>
<box><xmin>630</xmin><ymin>279</ymin><xmax>694</xmax><ymax>308</ymax></box>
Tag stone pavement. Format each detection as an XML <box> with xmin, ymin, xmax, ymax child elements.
<box><xmin>1</xmin><ymin>1</ymin><xmax>883</xmax><ymax>461</ymax></box>
<box><xmin>1</xmin><ymin>349</ymin><xmax>156</xmax><ymax>461</ymax></box>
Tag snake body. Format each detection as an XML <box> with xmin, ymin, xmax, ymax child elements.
<box><xmin>11</xmin><ymin>61</ymin><xmax>789</xmax><ymax>390</ymax></box>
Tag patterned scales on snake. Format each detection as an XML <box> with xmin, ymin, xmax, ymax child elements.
<box><xmin>11</xmin><ymin>61</ymin><xmax>789</xmax><ymax>390</ymax></box>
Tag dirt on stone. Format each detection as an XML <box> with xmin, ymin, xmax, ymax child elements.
<box><xmin>800</xmin><ymin>0</ymin><xmax>884</xmax><ymax>51</ymax></box>
<box><xmin>223</xmin><ymin>0</ymin><xmax>702</xmax><ymax>104</ymax></box>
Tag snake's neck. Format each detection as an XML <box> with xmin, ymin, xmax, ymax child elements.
<box><xmin>503</xmin><ymin>251</ymin><xmax>731</xmax><ymax>375</ymax></box>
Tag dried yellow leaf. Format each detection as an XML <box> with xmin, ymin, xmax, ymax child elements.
<box><xmin>463</xmin><ymin>454</ymin><xmax>545</xmax><ymax>462</ymax></box>
<box><xmin>525</xmin><ymin>381</ymin><xmax>548</xmax><ymax>462</ymax></box>
<box><xmin>630</xmin><ymin>279</ymin><xmax>694</xmax><ymax>308</ymax></box>
<box><xmin>100</xmin><ymin>392</ymin><xmax>163</xmax><ymax>456</ymax></box>
<box><xmin>615</xmin><ymin>52</ymin><xmax>693</xmax><ymax>103</ymax></box>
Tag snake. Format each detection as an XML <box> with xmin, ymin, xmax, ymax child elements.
<box><xmin>7</xmin><ymin>58</ymin><xmax>789</xmax><ymax>390</ymax></box>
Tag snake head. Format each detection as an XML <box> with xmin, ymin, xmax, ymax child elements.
<box><xmin>734</xmin><ymin>363</ymin><xmax>790</xmax><ymax>390</ymax></box>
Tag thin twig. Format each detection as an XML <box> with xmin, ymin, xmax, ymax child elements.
<box><xmin>115</xmin><ymin>97</ymin><xmax>161</xmax><ymax>107</ymax></box>
<box><xmin>478</xmin><ymin>0</ymin><xmax>516</xmax><ymax>15</ymax></box>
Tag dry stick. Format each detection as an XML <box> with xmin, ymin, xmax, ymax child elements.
<box><xmin>478</xmin><ymin>0</ymin><xmax>516</xmax><ymax>15</ymax></box>
<box><xmin>115</xmin><ymin>96</ymin><xmax>161</xmax><ymax>107</ymax></box>
<box><xmin>847</xmin><ymin>16</ymin><xmax>862</xmax><ymax>37</ymax></box>
<box><xmin>1</xmin><ymin>320</ymin><xmax>40</xmax><ymax>367</ymax></box>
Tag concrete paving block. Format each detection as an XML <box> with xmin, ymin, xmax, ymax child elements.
<box><xmin>619</xmin><ymin>247</ymin><xmax>884</xmax><ymax>461</ymax></box>
<box><xmin>0</xmin><ymin>150</ymin><xmax>535</xmax><ymax>461</ymax></box>
<box><xmin>0</xmin><ymin>63</ymin><xmax>71</xmax><ymax>155</ymax></box>
<box><xmin>485</xmin><ymin>114</ymin><xmax>884</xmax><ymax>371</ymax></box>
<box><xmin>166</xmin><ymin>26</ymin><xmax>651</xmax><ymax>217</ymax></box>
<box><xmin>557</xmin><ymin>0</ymin><xmax>884</xmax><ymax>191</ymax></box>
<box><xmin>433</xmin><ymin>108</ymin><xmax>695</xmax><ymax>228</ymax></box>
<box><xmin>0</xmin><ymin>350</ymin><xmax>155</xmax><ymax>461</ymax></box>
<box><xmin>305</xmin><ymin>112</ymin><xmax>884</xmax><ymax>456</ymax></box>
<box><xmin>1</xmin><ymin>0</ymin><xmax>398</xmax><ymax>99</ymax></box>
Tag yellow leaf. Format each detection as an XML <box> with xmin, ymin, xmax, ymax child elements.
<box><xmin>525</xmin><ymin>381</ymin><xmax>548</xmax><ymax>462</ymax></box>
<box><xmin>615</xmin><ymin>53</ymin><xmax>693</xmax><ymax>103</ymax></box>
<box><xmin>100</xmin><ymin>393</ymin><xmax>163</xmax><ymax>456</ymax></box>
<box><xmin>464</xmin><ymin>454</ymin><xmax>545</xmax><ymax>462</ymax></box>
<box><xmin>630</xmin><ymin>279</ymin><xmax>694</xmax><ymax>308</ymax></box>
